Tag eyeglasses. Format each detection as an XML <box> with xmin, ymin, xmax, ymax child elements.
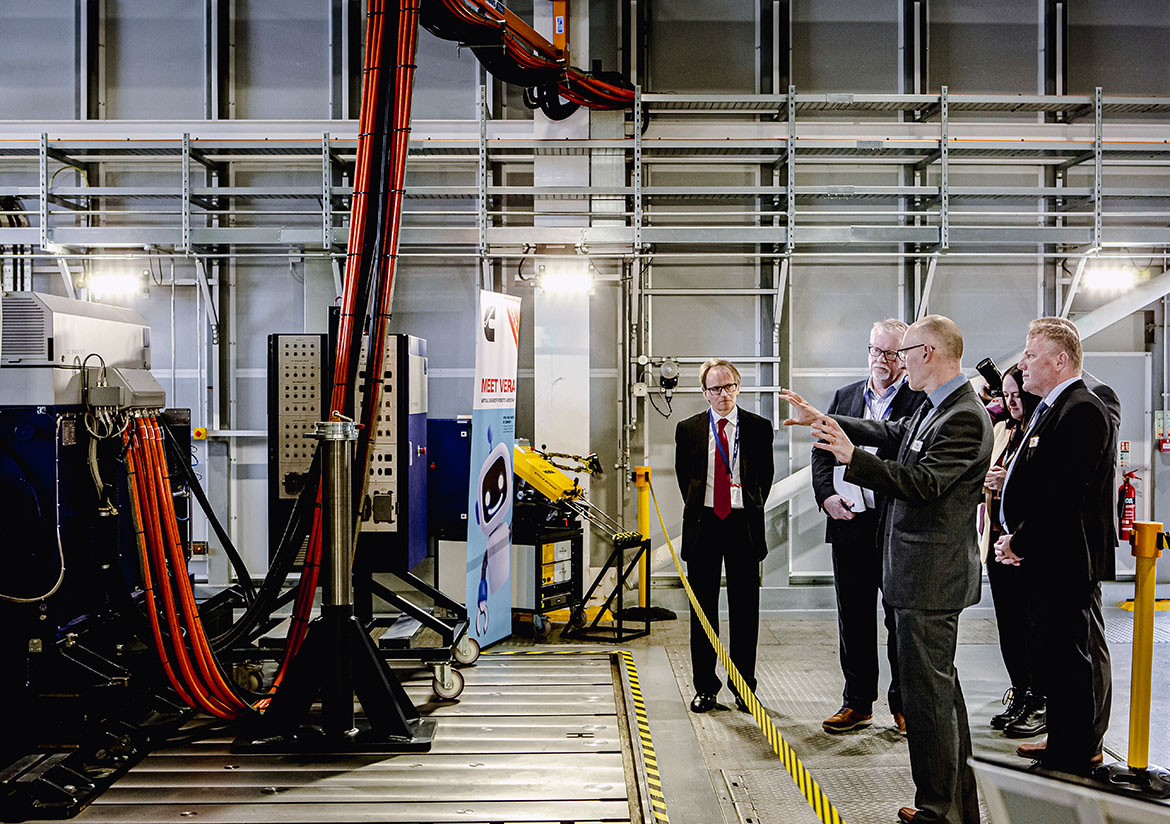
<box><xmin>867</xmin><ymin>345</ymin><xmax>900</xmax><ymax>362</ymax></box>
<box><xmin>704</xmin><ymin>383</ymin><xmax>738</xmax><ymax>396</ymax></box>
<box><xmin>895</xmin><ymin>343</ymin><xmax>930</xmax><ymax>362</ymax></box>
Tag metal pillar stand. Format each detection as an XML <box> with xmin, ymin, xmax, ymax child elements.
<box><xmin>1093</xmin><ymin>520</ymin><xmax>1170</xmax><ymax>797</ymax></box>
<box><xmin>234</xmin><ymin>419</ymin><xmax>435</xmax><ymax>753</ymax></box>
<box><xmin>619</xmin><ymin>466</ymin><xmax>675</xmax><ymax>623</ymax></box>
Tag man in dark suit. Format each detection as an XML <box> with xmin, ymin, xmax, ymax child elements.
<box><xmin>812</xmin><ymin>319</ymin><xmax>926</xmax><ymax>735</ymax></box>
<box><xmin>675</xmin><ymin>358</ymin><xmax>775</xmax><ymax>713</ymax></box>
<box><xmin>783</xmin><ymin>315</ymin><xmax>992</xmax><ymax>824</ymax></box>
<box><xmin>1016</xmin><ymin>323</ymin><xmax>1118</xmax><ymax>764</ymax></box>
<box><xmin>995</xmin><ymin>318</ymin><xmax>1114</xmax><ymax>775</ymax></box>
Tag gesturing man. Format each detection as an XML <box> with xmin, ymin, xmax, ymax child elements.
<box><xmin>675</xmin><ymin>358</ymin><xmax>775</xmax><ymax>713</ymax></box>
<box><xmin>812</xmin><ymin>319</ymin><xmax>926</xmax><ymax>735</ymax></box>
<box><xmin>994</xmin><ymin>318</ymin><xmax>1114</xmax><ymax>775</ymax></box>
<box><xmin>782</xmin><ymin>315</ymin><xmax>991</xmax><ymax>824</ymax></box>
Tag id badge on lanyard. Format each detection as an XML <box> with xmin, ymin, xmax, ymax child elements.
<box><xmin>710</xmin><ymin>411</ymin><xmax>743</xmax><ymax>507</ymax></box>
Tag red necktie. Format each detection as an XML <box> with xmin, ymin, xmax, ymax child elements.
<box><xmin>714</xmin><ymin>418</ymin><xmax>731</xmax><ymax>519</ymax></box>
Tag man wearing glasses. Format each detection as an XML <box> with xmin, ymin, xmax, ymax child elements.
<box><xmin>811</xmin><ymin>319</ymin><xmax>926</xmax><ymax>737</ymax></box>
<box><xmin>782</xmin><ymin>315</ymin><xmax>992</xmax><ymax>824</ymax></box>
<box><xmin>675</xmin><ymin>358</ymin><xmax>775</xmax><ymax>713</ymax></box>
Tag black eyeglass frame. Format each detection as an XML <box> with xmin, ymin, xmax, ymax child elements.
<box><xmin>894</xmin><ymin>343</ymin><xmax>930</xmax><ymax>362</ymax></box>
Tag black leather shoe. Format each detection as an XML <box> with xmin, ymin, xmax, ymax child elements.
<box><xmin>991</xmin><ymin>687</ymin><xmax>1028</xmax><ymax>729</ymax></box>
<box><xmin>690</xmin><ymin>692</ymin><xmax>717</xmax><ymax>713</ymax></box>
<box><xmin>734</xmin><ymin>693</ymin><xmax>750</xmax><ymax>713</ymax></box>
<box><xmin>1004</xmin><ymin>693</ymin><xmax>1046</xmax><ymax>738</ymax></box>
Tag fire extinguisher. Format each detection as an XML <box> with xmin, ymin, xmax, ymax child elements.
<box><xmin>1118</xmin><ymin>470</ymin><xmax>1139</xmax><ymax>541</ymax></box>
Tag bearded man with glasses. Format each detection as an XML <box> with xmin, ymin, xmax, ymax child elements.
<box><xmin>811</xmin><ymin>319</ymin><xmax>926</xmax><ymax>737</ymax></box>
<box><xmin>675</xmin><ymin>358</ymin><xmax>775</xmax><ymax>714</ymax></box>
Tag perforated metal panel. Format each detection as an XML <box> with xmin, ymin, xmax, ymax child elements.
<box><xmin>356</xmin><ymin>334</ymin><xmax>399</xmax><ymax>533</ymax></box>
<box><xmin>273</xmin><ymin>335</ymin><xmax>325</xmax><ymax>501</ymax></box>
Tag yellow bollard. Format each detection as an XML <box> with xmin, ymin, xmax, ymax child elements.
<box><xmin>634</xmin><ymin>467</ymin><xmax>651</xmax><ymax>608</ymax></box>
<box><xmin>1096</xmin><ymin>520</ymin><xmax>1170</xmax><ymax>796</ymax></box>
<box><xmin>1128</xmin><ymin>521</ymin><xmax>1161</xmax><ymax>771</ymax></box>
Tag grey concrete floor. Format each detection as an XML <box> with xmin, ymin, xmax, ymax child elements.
<box><xmin>604</xmin><ymin>580</ymin><xmax>1170</xmax><ymax>824</ymax></box>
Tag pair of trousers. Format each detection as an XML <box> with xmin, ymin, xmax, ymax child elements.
<box><xmin>895</xmin><ymin>607</ymin><xmax>979</xmax><ymax>824</ymax></box>
<box><xmin>1025</xmin><ymin>583</ymin><xmax>1096</xmax><ymax>771</ymax></box>
<box><xmin>830</xmin><ymin>512</ymin><xmax>901</xmax><ymax>713</ymax></box>
<box><xmin>986</xmin><ymin>553</ymin><xmax>1033</xmax><ymax>691</ymax></box>
<box><xmin>685</xmin><ymin>508</ymin><xmax>760</xmax><ymax>696</ymax></box>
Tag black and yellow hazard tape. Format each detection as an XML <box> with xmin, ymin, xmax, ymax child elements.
<box><xmin>648</xmin><ymin>481</ymin><xmax>847</xmax><ymax>824</ymax></box>
<box><xmin>619</xmin><ymin>648</ymin><xmax>669</xmax><ymax>823</ymax></box>
<box><xmin>485</xmin><ymin>648</ymin><xmax>669</xmax><ymax>823</ymax></box>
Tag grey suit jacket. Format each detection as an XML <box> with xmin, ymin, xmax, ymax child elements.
<box><xmin>833</xmin><ymin>381</ymin><xmax>993</xmax><ymax>610</ymax></box>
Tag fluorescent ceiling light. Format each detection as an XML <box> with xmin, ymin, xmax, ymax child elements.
<box><xmin>538</xmin><ymin>270</ymin><xmax>593</xmax><ymax>294</ymax></box>
<box><xmin>1082</xmin><ymin>266</ymin><xmax>1137</xmax><ymax>291</ymax></box>
<box><xmin>87</xmin><ymin>272</ymin><xmax>144</xmax><ymax>299</ymax></box>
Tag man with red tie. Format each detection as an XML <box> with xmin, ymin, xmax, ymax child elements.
<box><xmin>675</xmin><ymin>358</ymin><xmax>775</xmax><ymax>713</ymax></box>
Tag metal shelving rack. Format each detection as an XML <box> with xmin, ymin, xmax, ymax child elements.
<box><xmin>2</xmin><ymin>87</ymin><xmax>1170</xmax><ymax>488</ymax></box>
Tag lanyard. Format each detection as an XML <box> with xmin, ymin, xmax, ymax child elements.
<box><xmin>709</xmin><ymin>410</ymin><xmax>739</xmax><ymax>478</ymax></box>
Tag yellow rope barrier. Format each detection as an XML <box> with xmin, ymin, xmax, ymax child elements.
<box><xmin>648</xmin><ymin>480</ymin><xmax>847</xmax><ymax>824</ymax></box>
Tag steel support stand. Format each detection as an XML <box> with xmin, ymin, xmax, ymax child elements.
<box><xmin>1093</xmin><ymin>520</ymin><xmax>1170</xmax><ymax>796</ymax></box>
<box><xmin>234</xmin><ymin>419</ymin><xmax>434</xmax><ymax>753</ymax></box>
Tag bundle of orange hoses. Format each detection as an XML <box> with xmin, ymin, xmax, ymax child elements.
<box><xmin>434</xmin><ymin>0</ymin><xmax>635</xmax><ymax>109</ymax></box>
<box><xmin>276</xmin><ymin>0</ymin><xmax>422</xmax><ymax>691</ymax></box>
<box><xmin>126</xmin><ymin>0</ymin><xmax>424</xmax><ymax>718</ymax></box>
<box><xmin>124</xmin><ymin>416</ymin><xmax>256</xmax><ymax>719</ymax></box>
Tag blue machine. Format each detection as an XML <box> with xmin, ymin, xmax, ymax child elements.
<box><xmin>427</xmin><ymin>417</ymin><xmax>472</xmax><ymax>542</ymax></box>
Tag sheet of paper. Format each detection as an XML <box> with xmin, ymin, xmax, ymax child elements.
<box><xmin>832</xmin><ymin>465</ymin><xmax>867</xmax><ymax>513</ymax></box>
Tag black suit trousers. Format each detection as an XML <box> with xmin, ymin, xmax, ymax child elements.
<box><xmin>895</xmin><ymin>607</ymin><xmax>979</xmax><ymax>824</ymax></box>
<box><xmin>1089</xmin><ymin>582</ymin><xmax>1113</xmax><ymax>755</ymax></box>
<box><xmin>830</xmin><ymin>510</ymin><xmax>901</xmax><ymax>713</ymax></box>
<box><xmin>1025</xmin><ymin>582</ymin><xmax>1096</xmax><ymax>771</ymax></box>
<box><xmin>986</xmin><ymin>554</ymin><xmax>1033</xmax><ymax>691</ymax></box>
<box><xmin>686</xmin><ymin>508</ymin><xmax>760</xmax><ymax>696</ymax></box>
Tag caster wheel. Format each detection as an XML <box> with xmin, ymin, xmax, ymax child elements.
<box><xmin>568</xmin><ymin>609</ymin><xmax>587</xmax><ymax>631</ymax></box>
<box><xmin>454</xmin><ymin>635</ymin><xmax>480</xmax><ymax>665</ymax></box>
<box><xmin>533</xmin><ymin>614</ymin><xmax>554</xmax><ymax>640</ymax></box>
<box><xmin>432</xmin><ymin>666</ymin><xmax>465</xmax><ymax>700</ymax></box>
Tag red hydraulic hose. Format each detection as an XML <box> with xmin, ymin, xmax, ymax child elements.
<box><xmin>124</xmin><ymin>428</ymin><xmax>199</xmax><ymax>710</ymax></box>
<box><xmin>133</xmin><ymin>418</ymin><xmax>234</xmax><ymax>719</ymax></box>
<box><xmin>354</xmin><ymin>0</ymin><xmax>420</xmax><ymax>502</ymax></box>
<box><xmin>145</xmin><ymin>418</ymin><xmax>250</xmax><ymax>715</ymax></box>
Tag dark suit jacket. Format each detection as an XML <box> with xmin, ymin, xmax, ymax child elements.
<box><xmin>810</xmin><ymin>379</ymin><xmax>927</xmax><ymax>544</ymax></box>
<box><xmin>675</xmin><ymin>407</ymin><xmax>775</xmax><ymax>563</ymax></box>
<box><xmin>1000</xmin><ymin>379</ymin><xmax>1113</xmax><ymax>591</ymax></box>
<box><xmin>834</xmin><ymin>381</ymin><xmax>993</xmax><ymax>610</ymax></box>
<box><xmin>1083</xmin><ymin>372</ymin><xmax>1121</xmax><ymax>567</ymax></box>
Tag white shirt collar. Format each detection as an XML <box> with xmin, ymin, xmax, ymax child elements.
<box><xmin>1043</xmin><ymin>375</ymin><xmax>1081</xmax><ymax>406</ymax></box>
<box><xmin>711</xmin><ymin>406</ymin><xmax>739</xmax><ymax>426</ymax></box>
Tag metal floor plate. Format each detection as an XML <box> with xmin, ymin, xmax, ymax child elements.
<box><xmin>50</xmin><ymin>653</ymin><xmax>641</xmax><ymax>824</ymax></box>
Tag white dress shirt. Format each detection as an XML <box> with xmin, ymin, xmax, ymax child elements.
<box><xmin>704</xmin><ymin>406</ymin><xmax>743</xmax><ymax>509</ymax></box>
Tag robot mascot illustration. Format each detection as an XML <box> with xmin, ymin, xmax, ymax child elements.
<box><xmin>474</xmin><ymin>432</ymin><xmax>512</xmax><ymax>635</ymax></box>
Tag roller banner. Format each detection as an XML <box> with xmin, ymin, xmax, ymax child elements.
<box><xmin>465</xmin><ymin>290</ymin><xmax>522</xmax><ymax>647</ymax></box>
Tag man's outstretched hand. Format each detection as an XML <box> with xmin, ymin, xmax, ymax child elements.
<box><xmin>779</xmin><ymin>388</ymin><xmax>821</xmax><ymax>426</ymax></box>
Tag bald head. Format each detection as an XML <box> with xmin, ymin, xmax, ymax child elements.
<box><xmin>900</xmin><ymin>314</ymin><xmax>965</xmax><ymax>394</ymax></box>
<box><xmin>910</xmin><ymin>315</ymin><xmax>963</xmax><ymax>362</ymax></box>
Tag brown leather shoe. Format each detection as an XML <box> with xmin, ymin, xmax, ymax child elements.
<box><xmin>897</xmin><ymin>807</ymin><xmax>919</xmax><ymax>823</ymax></box>
<box><xmin>1015</xmin><ymin>739</ymin><xmax>1103</xmax><ymax>766</ymax></box>
<box><xmin>822</xmin><ymin>706</ymin><xmax>872</xmax><ymax>733</ymax></box>
<box><xmin>1015</xmin><ymin>738</ymin><xmax>1047</xmax><ymax>758</ymax></box>
<box><xmin>893</xmin><ymin>712</ymin><xmax>907</xmax><ymax>736</ymax></box>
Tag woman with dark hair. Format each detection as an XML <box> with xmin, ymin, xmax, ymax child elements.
<box><xmin>981</xmin><ymin>365</ymin><xmax>1044</xmax><ymax>735</ymax></box>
